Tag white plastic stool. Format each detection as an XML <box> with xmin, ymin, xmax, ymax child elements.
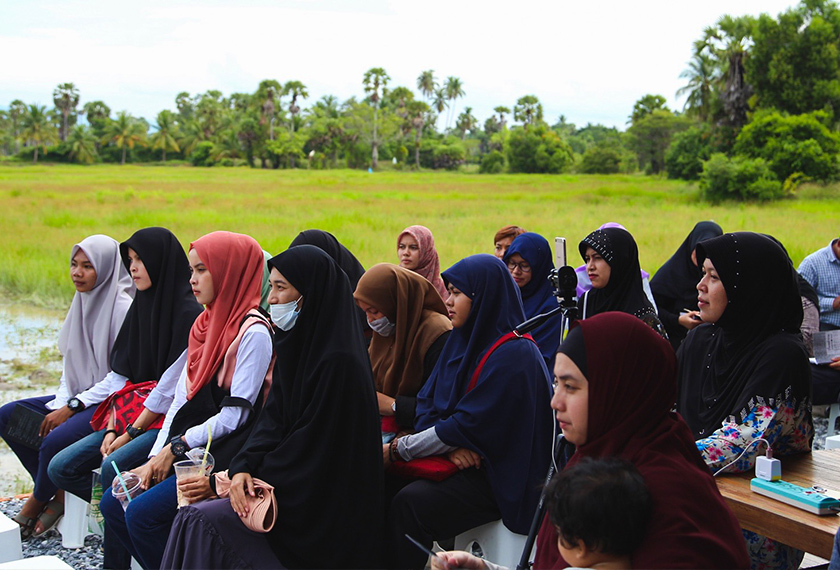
<box><xmin>0</xmin><ymin>555</ymin><xmax>73</xmax><ymax>569</ymax></box>
<box><xmin>454</xmin><ymin>520</ymin><xmax>529</xmax><ymax>570</ymax></box>
<box><xmin>825</xmin><ymin>434</ymin><xmax>840</xmax><ymax>450</ymax></box>
<box><xmin>0</xmin><ymin>512</ymin><xmax>23</xmax><ymax>564</ymax></box>
<box><xmin>57</xmin><ymin>492</ymin><xmax>89</xmax><ymax>548</ymax></box>
<box><xmin>828</xmin><ymin>403</ymin><xmax>840</xmax><ymax>438</ymax></box>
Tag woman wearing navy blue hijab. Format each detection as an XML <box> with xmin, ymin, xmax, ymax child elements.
<box><xmin>503</xmin><ymin>232</ymin><xmax>562</xmax><ymax>367</ymax></box>
<box><xmin>385</xmin><ymin>254</ymin><xmax>554</xmax><ymax>569</ymax></box>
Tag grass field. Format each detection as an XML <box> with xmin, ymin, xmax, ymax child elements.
<box><xmin>1</xmin><ymin>163</ymin><xmax>838</xmax><ymax>308</ymax></box>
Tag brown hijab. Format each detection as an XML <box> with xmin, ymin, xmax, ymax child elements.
<box><xmin>354</xmin><ymin>263</ymin><xmax>452</xmax><ymax>398</ymax></box>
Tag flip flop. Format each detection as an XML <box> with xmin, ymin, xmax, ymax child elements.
<box><xmin>12</xmin><ymin>512</ymin><xmax>37</xmax><ymax>540</ymax></box>
<box><xmin>32</xmin><ymin>499</ymin><xmax>64</xmax><ymax>538</ymax></box>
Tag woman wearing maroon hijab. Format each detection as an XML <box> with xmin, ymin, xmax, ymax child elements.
<box><xmin>535</xmin><ymin>311</ymin><xmax>748</xmax><ymax>569</ymax></box>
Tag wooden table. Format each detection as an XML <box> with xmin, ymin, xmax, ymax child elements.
<box><xmin>716</xmin><ymin>450</ymin><xmax>840</xmax><ymax>559</ymax></box>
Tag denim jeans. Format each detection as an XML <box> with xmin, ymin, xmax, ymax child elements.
<box><xmin>48</xmin><ymin>428</ymin><xmax>159</xmax><ymax>502</ymax></box>
<box><xmin>0</xmin><ymin>396</ymin><xmax>95</xmax><ymax>501</ymax></box>
<box><xmin>101</xmin><ymin>474</ymin><xmax>178</xmax><ymax>570</ymax></box>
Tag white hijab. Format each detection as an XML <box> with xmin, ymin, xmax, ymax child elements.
<box><xmin>57</xmin><ymin>235</ymin><xmax>135</xmax><ymax>397</ymax></box>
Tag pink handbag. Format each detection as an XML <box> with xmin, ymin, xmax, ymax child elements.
<box><xmin>212</xmin><ymin>470</ymin><xmax>277</xmax><ymax>533</ymax></box>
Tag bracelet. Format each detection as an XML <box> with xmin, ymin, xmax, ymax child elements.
<box><xmin>389</xmin><ymin>438</ymin><xmax>399</xmax><ymax>463</ymax></box>
<box><xmin>103</xmin><ymin>429</ymin><xmax>117</xmax><ymax>437</ymax></box>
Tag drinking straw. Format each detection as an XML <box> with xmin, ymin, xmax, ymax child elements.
<box><xmin>111</xmin><ymin>460</ymin><xmax>132</xmax><ymax>503</ymax></box>
<box><xmin>202</xmin><ymin>424</ymin><xmax>213</xmax><ymax>469</ymax></box>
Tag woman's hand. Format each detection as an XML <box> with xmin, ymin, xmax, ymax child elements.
<box><xmin>830</xmin><ymin>356</ymin><xmax>840</xmax><ymax>371</ymax></box>
<box><xmin>447</xmin><ymin>448</ymin><xmax>481</xmax><ymax>470</ymax></box>
<box><xmin>100</xmin><ymin>430</ymin><xmax>118</xmax><ymax>457</ymax></box>
<box><xmin>433</xmin><ymin>551</ymin><xmax>486</xmax><ymax>570</ymax></box>
<box><xmin>131</xmin><ymin>462</ymin><xmax>153</xmax><ymax>490</ymax></box>
<box><xmin>106</xmin><ymin>433</ymin><xmax>131</xmax><ymax>455</ymax></box>
<box><xmin>382</xmin><ymin>443</ymin><xmax>392</xmax><ymax>468</ymax></box>
<box><xmin>678</xmin><ymin>311</ymin><xmax>702</xmax><ymax>330</ymax></box>
<box><xmin>229</xmin><ymin>472</ymin><xmax>255</xmax><ymax>517</ymax></box>
<box><xmin>377</xmin><ymin>392</ymin><xmax>396</xmax><ymax>416</ymax></box>
<box><xmin>137</xmin><ymin>447</ymin><xmax>176</xmax><ymax>490</ymax></box>
<box><xmin>39</xmin><ymin>406</ymin><xmax>74</xmax><ymax>437</ymax></box>
<box><xmin>177</xmin><ymin>474</ymin><xmax>215</xmax><ymax>504</ymax></box>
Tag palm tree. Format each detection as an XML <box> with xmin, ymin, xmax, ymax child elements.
<box><xmin>676</xmin><ymin>53</ymin><xmax>716</xmax><ymax>122</ymax></box>
<box><xmin>514</xmin><ymin>95</ymin><xmax>544</xmax><ymax>129</ymax></box>
<box><xmin>406</xmin><ymin>100</ymin><xmax>429</xmax><ymax>169</ymax></box>
<box><xmin>101</xmin><ymin>111</ymin><xmax>147</xmax><ymax>165</ymax></box>
<box><xmin>67</xmin><ymin>125</ymin><xmax>98</xmax><ymax>164</ymax></box>
<box><xmin>363</xmin><ymin>67</ymin><xmax>390</xmax><ymax>169</ymax></box>
<box><xmin>19</xmin><ymin>104</ymin><xmax>58</xmax><ymax>163</ymax></box>
<box><xmin>177</xmin><ymin>117</ymin><xmax>207</xmax><ymax>157</ymax></box>
<box><xmin>283</xmin><ymin>81</ymin><xmax>309</xmax><ymax>134</ymax></box>
<box><xmin>443</xmin><ymin>76</ymin><xmax>465</xmax><ymax>130</ymax></box>
<box><xmin>150</xmin><ymin>110</ymin><xmax>181</xmax><ymax>162</ymax></box>
<box><xmin>417</xmin><ymin>70</ymin><xmax>437</xmax><ymax>100</ymax></box>
<box><xmin>455</xmin><ymin>107</ymin><xmax>478</xmax><ymax>140</ymax></box>
<box><xmin>53</xmin><ymin>83</ymin><xmax>80</xmax><ymax>141</ymax></box>
<box><xmin>432</xmin><ymin>87</ymin><xmax>448</xmax><ymax>131</ymax></box>
<box><xmin>257</xmin><ymin>80</ymin><xmax>282</xmax><ymax>141</ymax></box>
<box><xmin>494</xmin><ymin>106</ymin><xmax>510</xmax><ymax>130</ymax></box>
<box><xmin>8</xmin><ymin>100</ymin><xmax>26</xmax><ymax>153</ymax></box>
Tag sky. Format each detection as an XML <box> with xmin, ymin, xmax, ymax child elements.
<box><xmin>1</xmin><ymin>0</ymin><xmax>803</xmax><ymax>131</ymax></box>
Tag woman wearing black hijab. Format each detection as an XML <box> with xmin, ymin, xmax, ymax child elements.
<box><xmin>578</xmin><ymin>227</ymin><xmax>665</xmax><ymax>336</ymax></box>
<box><xmin>162</xmin><ymin>245</ymin><xmax>383</xmax><ymax>570</ymax></box>
<box><xmin>676</xmin><ymin>232</ymin><xmax>812</xmax><ymax>570</ymax></box>
<box><xmin>650</xmin><ymin>221</ymin><xmax>723</xmax><ymax>349</ymax></box>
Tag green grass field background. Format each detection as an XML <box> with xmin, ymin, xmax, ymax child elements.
<box><xmin>1</xmin><ymin>164</ymin><xmax>837</xmax><ymax>308</ymax></box>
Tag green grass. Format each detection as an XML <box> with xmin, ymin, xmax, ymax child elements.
<box><xmin>1</xmin><ymin>163</ymin><xmax>838</xmax><ymax>308</ymax></box>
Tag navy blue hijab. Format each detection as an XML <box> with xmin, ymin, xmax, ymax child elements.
<box><xmin>503</xmin><ymin>232</ymin><xmax>562</xmax><ymax>364</ymax></box>
<box><xmin>415</xmin><ymin>254</ymin><xmax>554</xmax><ymax>534</ymax></box>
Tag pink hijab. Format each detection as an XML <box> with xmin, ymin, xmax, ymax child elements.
<box><xmin>397</xmin><ymin>225</ymin><xmax>448</xmax><ymax>300</ymax></box>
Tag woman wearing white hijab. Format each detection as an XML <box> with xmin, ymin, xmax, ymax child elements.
<box><xmin>0</xmin><ymin>235</ymin><xmax>134</xmax><ymax>538</ymax></box>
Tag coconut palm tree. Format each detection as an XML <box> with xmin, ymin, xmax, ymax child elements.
<box><xmin>417</xmin><ymin>70</ymin><xmax>437</xmax><ymax>100</ymax></box>
<box><xmin>455</xmin><ymin>107</ymin><xmax>478</xmax><ymax>140</ymax></box>
<box><xmin>101</xmin><ymin>111</ymin><xmax>147</xmax><ymax>165</ymax></box>
<box><xmin>19</xmin><ymin>104</ymin><xmax>58</xmax><ymax>163</ymax></box>
<box><xmin>406</xmin><ymin>100</ymin><xmax>429</xmax><ymax>169</ymax></box>
<box><xmin>257</xmin><ymin>80</ymin><xmax>282</xmax><ymax>141</ymax></box>
<box><xmin>53</xmin><ymin>83</ymin><xmax>80</xmax><ymax>141</ymax></box>
<box><xmin>67</xmin><ymin>125</ymin><xmax>98</xmax><ymax>164</ymax></box>
<box><xmin>443</xmin><ymin>76</ymin><xmax>465</xmax><ymax>130</ymax></box>
<box><xmin>150</xmin><ymin>110</ymin><xmax>181</xmax><ymax>162</ymax></box>
<box><xmin>284</xmin><ymin>80</ymin><xmax>309</xmax><ymax>134</ymax></box>
<box><xmin>677</xmin><ymin>53</ymin><xmax>717</xmax><ymax>122</ymax></box>
<box><xmin>363</xmin><ymin>67</ymin><xmax>390</xmax><ymax>169</ymax></box>
<box><xmin>8</xmin><ymin>100</ymin><xmax>26</xmax><ymax>153</ymax></box>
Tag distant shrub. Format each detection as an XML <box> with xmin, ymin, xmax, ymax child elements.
<box><xmin>506</xmin><ymin>125</ymin><xmax>573</xmax><ymax>174</ymax></box>
<box><xmin>580</xmin><ymin>143</ymin><xmax>622</xmax><ymax>174</ymax></box>
<box><xmin>479</xmin><ymin>150</ymin><xmax>506</xmax><ymax>174</ymax></box>
<box><xmin>700</xmin><ymin>153</ymin><xmax>783</xmax><ymax>202</ymax></box>
<box><xmin>189</xmin><ymin>142</ymin><xmax>215</xmax><ymax>167</ymax></box>
<box><xmin>665</xmin><ymin>126</ymin><xmax>712</xmax><ymax>180</ymax></box>
<box><xmin>432</xmin><ymin>139</ymin><xmax>466</xmax><ymax>170</ymax></box>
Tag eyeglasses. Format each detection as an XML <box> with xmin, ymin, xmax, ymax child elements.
<box><xmin>507</xmin><ymin>261</ymin><xmax>531</xmax><ymax>273</ymax></box>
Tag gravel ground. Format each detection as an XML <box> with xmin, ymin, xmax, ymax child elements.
<box><xmin>0</xmin><ymin>415</ymin><xmax>832</xmax><ymax>569</ymax></box>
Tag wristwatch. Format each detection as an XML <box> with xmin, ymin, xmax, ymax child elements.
<box><xmin>169</xmin><ymin>435</ymin><xmax>189</xmax><ymax>460</ymax></box>
<box><xmin>126</xmin><ymin>425</ymin><xmax>145</xmax><ymax>440</ymax></box>
<box><xmin>67</xmin><ymin>398</ymin><xmax>86</xmax><ymax>414</ymax></box>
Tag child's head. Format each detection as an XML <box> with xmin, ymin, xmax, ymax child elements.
<box><xmin>547</xmin><ymin>456</ymin><xmax>652</xmax><ymax>567</ymax></box>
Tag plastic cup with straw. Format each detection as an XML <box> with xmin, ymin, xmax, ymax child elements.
<box><xmin>202</xmin><ymin>423</ymin><xmax>213</xmax><ymax>472</ymax></box>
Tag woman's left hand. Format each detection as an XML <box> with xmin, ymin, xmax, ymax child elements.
<box><xmin>177</xmin><ymin>475</ymin><xmax>215</xmax><ymax>504</ymax></box>
<box><xmin>382</xmin><ymin>443</ymin><xmax>392</xmax><ymax>468</ymax></box>
<box><xmin>447</xmin><ymin>448</ymin><xmax>481</xmax><ymax>470</ymax></box>
<box><xmin>142</xmin><ymin>446</ymin><xmax>176</xmax><ymax>489</ymax></box>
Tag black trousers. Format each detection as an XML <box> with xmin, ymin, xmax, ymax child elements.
<box><xmin>386</xmin><ymin>467</ymin><xmax>501</xmax><ymax>570</ymax></box>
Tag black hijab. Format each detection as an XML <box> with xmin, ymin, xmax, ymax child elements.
<box><xmin>229</xmin><ymin>245</ymin><xmax>383</xmax><ymax>569</ymax></box>
<box><xmin>651</xmin><ymin>221</ymin><xmax>723</xmax><ymax>303</ymax></box>
<box><xmin>676</xmin><ymin>232</ymin><xmax>810</xmax><ymax>438</ymax></box>
<box><xmin>110</xmin><ymin>227</ymin><xmax>202</xmax><ymax>383</ymax></box>
<box><xmin>288</xmin><ymin>229</ymin><xmax>368</xmax><ymax>337</ymax></box>
<box><xmin>579</xmin><ymin>228</ymin><xmax>660</xmax><ymax>325</ymax></box>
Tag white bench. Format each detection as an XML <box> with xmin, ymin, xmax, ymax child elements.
<box><xmin>0</xmin><ymin>512</ymin><xmax>23</xmax><ymax>564</ymax></box>
<box><xmin>454</xmin><ymin>520</ymin><xmax>531</xmax><ymax>570</ymax></box>
<box><xmin>0</xmin><ymin>556</ymin><xmax>73</xmax><ymax>569</ymax></box>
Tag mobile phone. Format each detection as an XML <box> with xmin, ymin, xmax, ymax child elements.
<box><xmin>554</xmin><ymin>237</ymin><xmax>567</xmax><ymax>268</ymax></box>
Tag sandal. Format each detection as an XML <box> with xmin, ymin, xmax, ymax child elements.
<box><xmin>32</xmin><ymin>499</ymin><xmax>64</xmax><ymax>538</ymax></box>
<box><xmin>12</xmin><ymin>512</ymin><xmax>37</xmax><ymax>540</ymax></box>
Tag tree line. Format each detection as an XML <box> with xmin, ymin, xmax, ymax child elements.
<box><xmin>3</xmin><ymin>0</ymin><xmax>840</xmax><ymax>201</ymax></box>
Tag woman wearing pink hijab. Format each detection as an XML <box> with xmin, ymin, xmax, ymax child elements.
<box><xmin>397</xmin><ymin>225</ymin><xmax>448</xmax><ymax>301</ymax></box>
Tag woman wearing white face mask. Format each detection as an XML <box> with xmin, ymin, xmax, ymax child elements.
<box><xmin>354</xmin><ymin>264</ymin><xmax>452</xmax><ymax>436</ymax></box>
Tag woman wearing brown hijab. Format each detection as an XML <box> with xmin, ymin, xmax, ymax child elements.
<box><xmin>354</xmin><ymin>263</ymin><xmax>452</xmax><ymax>431</ymax></box>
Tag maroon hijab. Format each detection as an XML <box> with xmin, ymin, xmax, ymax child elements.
<box><xmin>535</xmin><ymin>312</ymin><xmax>749</xmax><ymax>570</ymax></box>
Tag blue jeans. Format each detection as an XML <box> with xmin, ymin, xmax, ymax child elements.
<box><xmin>0</xmin><ymin>396</ymin><xmax>95</xmax><ymax>501</ymax></box>
<box><xmin>48</xmin><ymin>428</ymin><xmax>159</xmax><ymax>502</ymax></box>
<box><xmin>830</xmin><ymin>525</ymin><xmax>840</xmax><ymax>570</ymax></box>
<box><xmin>101</xmin><ymin>474</ymin><xmax>178</xmax><ymax>570</ymax></box>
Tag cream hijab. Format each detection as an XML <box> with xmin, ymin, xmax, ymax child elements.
<box><xmin>57</xmin><ymin>235</ymin><xmax>135</xmax><ymax>397</ymax></box>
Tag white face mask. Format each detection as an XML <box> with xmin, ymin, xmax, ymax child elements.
<box><xmin>368</xmin><ymin>315</ymin><xmax>395</xmax><ymax>337</ymax></box>
<box><xmin>270</xmin><ymin>296</ymin><xmax>302</xmax><ymax>331</ymax></box>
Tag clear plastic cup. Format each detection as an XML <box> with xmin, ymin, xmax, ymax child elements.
<box><xmin>111</xmin><ymin>472</ymin><xmax>143</xmax><ymax>511</ymax></box>
<box><xmin>185</xmin><ymin>448</ymin><xmax>215</xmax><ymax>476</ymax></box>
<box><xmin>174</xmin><ymin>459</ymin><xmax>206</xmax><ymax>508</ymax></box>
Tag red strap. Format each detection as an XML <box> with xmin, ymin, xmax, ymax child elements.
<box><xmin>466</xmin><ymin>332</ymin><xmax>537</xmax><ymax>393</ymax></box>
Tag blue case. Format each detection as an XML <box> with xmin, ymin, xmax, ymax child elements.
<box><xmin>750</xmin><ymin>478</ymin><xmax>840</xmax><ymax>515</ymax></box>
